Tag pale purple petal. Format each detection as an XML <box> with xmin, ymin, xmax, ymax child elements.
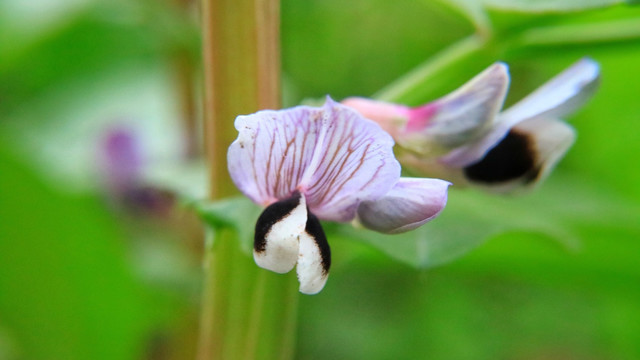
<box><xmin>400</xmin><ymin>62</ymin><xmax>509</xmax><ymax>151</ymax></box>
<box><xmin>300</xmin><ymin>98</ymin><xmax>401</xmax><ymax>221</ymax></box>
<box><xmin>439</xmin><ymin>121</ymin><xmax>511</xmax><ymax>168</ymax></box>
<box><xmin>356</xmin><ymin>178</ymin><xmax>450</xmax><ymax>234</ymax></box>
<box><xmin>228</xmin><ymin>98</ymin><xmax>400</xmax><ymax>220</ymax></box>
<box><xmin>500</xmin><ymin>58</ymin><xmax>599</xmax><ymax>124</ymax></box>
<box><xmin>228</xmin><ymin>105</ymin><xmax>321</xmax><ymax>206</ymax></box>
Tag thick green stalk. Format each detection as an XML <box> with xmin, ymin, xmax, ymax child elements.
<box><xmin>198</xmin><ymin>0</ymin><xmax>299</xmax><ymax>359</ymax></box>
<box><xmin>197</xmin><ymin>229</ymin><xmax>234</xmax><ymax>360</ymax></box>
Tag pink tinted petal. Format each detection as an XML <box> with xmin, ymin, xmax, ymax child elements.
<box><xmin>228</xmin><ymin>105</ymin><xmax>321</xmax><ymax>205</ymax></box>
<box><xmin>341</xmin><ymin>97</ymin><xmax>411</xmax><ymax>136</ymax></box>
<box><xmin>404</xmin><ymin>103</ymin><xmax>438</xmax><ymax>132</ymax></box>
<box><xmin>356</xmin><ymin>178</ymin><xmax>450</xmax><ymax>234</ymax></box>
<box><xmin>301</xmin><ymin>98</ymin><xmax>401</xmax><ymax>222</ymax></box>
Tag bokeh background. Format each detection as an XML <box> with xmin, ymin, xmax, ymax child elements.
<box><xmin>1</xmin><ymin>0</ymin><xmax>640</xmax><ymax>359</ymax></box>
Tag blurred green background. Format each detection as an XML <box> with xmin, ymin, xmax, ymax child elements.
<box><xmin>1</xmin><ymin>0</ymin><xmax>640</xmax><ymax>359</ymax></box>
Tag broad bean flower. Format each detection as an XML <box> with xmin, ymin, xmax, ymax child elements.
<box><xmin>343</xmin><ymin>58</ymin><xmax>600</xmax><ymax>193</ymax></box>
<box><xmin>227</xmin><ymin>98</ymin><xmax>450</xmax><ymax>294</ymax></box>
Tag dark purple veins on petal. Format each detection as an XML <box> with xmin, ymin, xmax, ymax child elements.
<box><xmin>463</xmin><ymin>130</ymin><xmax>540</xmax><ymax>184</ymax></box>
<box><xmin>254</xmin><ymin>192</ymin><xmax>302</xmax><ymax>253</ymax></box>
<box><xmin>305</xmin><ymin>113</ymin><xmax>384</xmax><ymax>209</ymax></box>
<box><xmin>305</xmin><ymin>212</ymin><xmax>331</xmax><ymax>275</ymax></box>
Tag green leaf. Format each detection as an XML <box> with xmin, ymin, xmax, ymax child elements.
<box><xmin>334</xmin><ymin>174</ymin><xmax>640</xmax><ymax>269</ymax></box>
<box><xmin>0</xmin><ymin>146</ymin><xmax>156</xmax><ymax>360</ymax></box>
<box><xmin>193</xmin><ymin>196</ymin><xmax>262</xmax><ymax>254</ymax></box>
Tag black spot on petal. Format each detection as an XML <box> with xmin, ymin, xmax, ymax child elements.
<box><xmin>463</xmin><ymin>130</ymin><xmax>539</xmax><ymax>184</ymax></box>
<box><xmin>305</xmin><ymin>212</ymin><xmax>331</xmax><ymax>275</ymax></box>
<box><xmin>254</xmin><ymin>192</ymin><xmax>301</xmax><ymax>253</ymax></box>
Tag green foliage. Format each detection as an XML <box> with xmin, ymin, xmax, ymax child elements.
<box><xmin>343</xmin><ymin>174</ymin><xmax>640</xmax><ymax>266</ymax></box>
<box><xmin>0</xmin><ymin>146</ymin><xmax>154</xmax><ymax>360</ymax></box>
<box><xmin>194</xmin><ymin>197</ymin><xmax>262</xmax><ymax>254</ymax></box>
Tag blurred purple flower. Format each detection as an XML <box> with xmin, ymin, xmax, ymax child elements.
<box><xmin>99</xmin><ymin>126</ymin><xmax>175</xmax><ymax>217</ymax></box>
<box><xmin>343</xmin><ymin>58</ymin><xmax>600</xmax><ymax>193</ymax></box>
<box><xmin>227</xmin><ymin>97</ymin><xmax>449</xmax><ymax>294</ymax></box>
<box><xmin>101</xmin><ymin>127</ymin><xmax>142</xmax><ymax>192</ymax></box>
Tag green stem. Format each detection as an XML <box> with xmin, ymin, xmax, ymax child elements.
<box><xmin>436</xmin><ymin>0</ymin><xmax>492</xmax><ymax>39</ymax></box>
<box><xmin>278</xmin><ymin>275</ymin><xmax>300</xmax><ymax>360</ymax></box>
<box><xmin>516</xmin><ymin>18</ymin><xmax>640</xmax><ymax>47</ymax></box>
<box><xmin>373</xmin><ymin>35</ymin><xmax>486</xmax><ymax>103</ymax></box>
<box><xmin>197</xmin><ymin>229</ymin><xmax>233</xmax><ymax>360</ymax></box>
<box><xmin>242</xmin><ymin>270</ymin><xmax>270</xmax><ymax>360</ymax></box>
<box><xmin>198</xmin><ymin>228</ymin><xmax>299</xmax><ymax>360</ymax></box>
<box><xmin>172</xmin><ymin>0</ymin><xmax>199</xmax><ymax>159</ymax></box>
<box><xmin>221</xmin><ymin>239</ymin><xmax>260</xmax><ymax>360</ymax></box>
<box><xmin>243</xmin><ymin>270</ymin><xmax>299</xmax><ymax>360</ymax></box>
<box><xmin>198</xmin><ymin>0</ymin><xmax>300</xmax><ymax>358</ymax></box>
